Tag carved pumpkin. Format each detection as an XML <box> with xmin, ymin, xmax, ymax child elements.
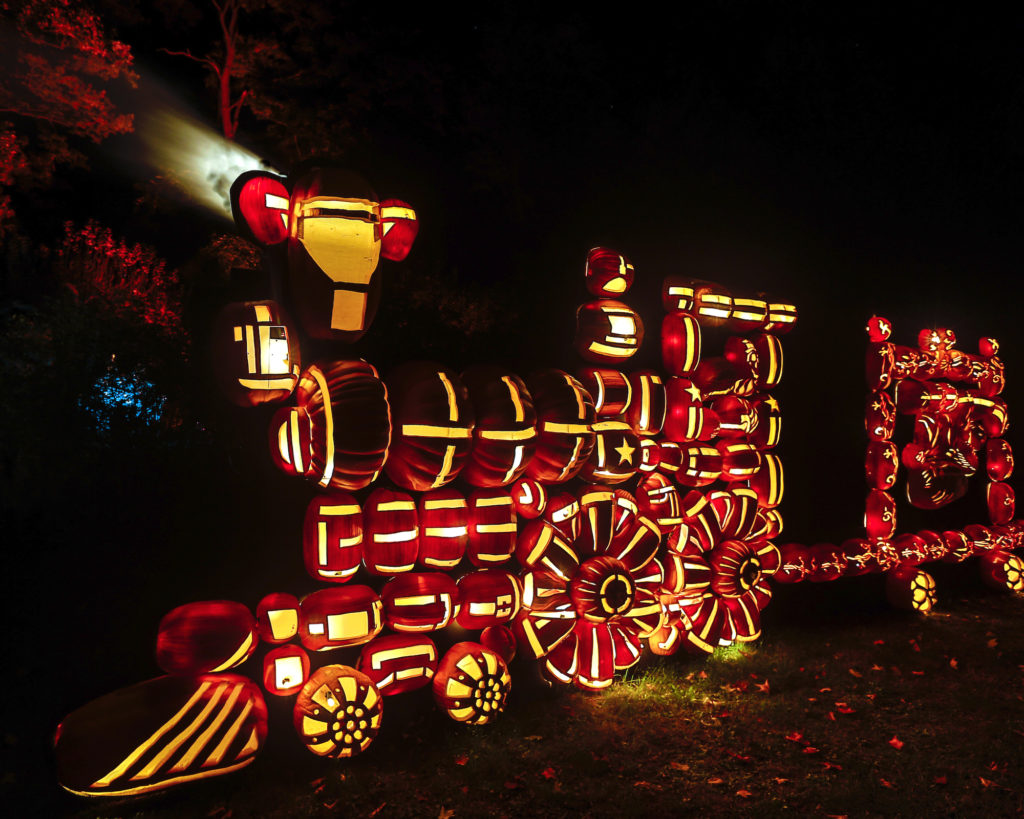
<box><xmin>303</xmin><ymin>493</ymin><xmax>363</xmax><ymax>583</ymax></box>
<box><xmin>661</xmin><ymin>312</ymin><xmax>702</xmax><ymax>376</ymax></box>
<box><xmin>578</xmin><ymin>367</ymin><xmax>632</xmax><ymax>417</ymax></box>
<box><xmin>385</xmin><ymin>362</ymin><xmax>474</xmax><ymax>491</ymax></box>
<box><xmin>986</xmin><ymin>438</ymin><xmax>1014</xmax><ymax>481</ymax></box>
<box><xmin>865</xmin><ymin>489</ymin><xmax>897</xmax><ymax>540</ymax></box>
<box><xmin>212</xmin><ymin>300</ymin><xmax>300</xmax><ymax>406</ymax></box>
<box><xmin>299</xmin><ymin>586</ymin><xmax>383</xmax><ymax>651</ymax></box>
<box><xmin>293</xmin><ymin>665</ymin><xmax>382</xmax><ymax>757</ymax></box>
<box><xmin>865</xmin><ymin>441</ymin><xmax>899</xmax><ymax>490</ymax></box>
<box><xmin>362</xmin><ymin>488</ymin><xmax>419</xmax><ymax>575</ymax></box>
<box><xmin>263</xmin><ymin>645</ymin><xmax>310</xmax><ymax>696</ymax></box>
<box><xmin>460</xmin><ymin>365</ymin><xmax>537</xmax><ymax>487</ymax></box>
<box><xmin>381</xmin><ymin>572</ymin><xmax>458</xmax><ymax>632</ymax></box>
<box><xmin>886</xmin><ymin>567</ymin><xmax>937</xmax><ymax>612</ymax></box>
<box><xmin>979</xmin><ymin>550</ymin><xmax>1024</xmax><ymax>592</ymax></box>
<box><xmin>467</xmin><ymin>488</ymin><xmax>518</xmax><ymax>566</ymax></box>
<box><xmin>625</xmin><ymin>370</ymin><xmax>667</xmax><ymax>435</ymax></box>
<box><xmin>525</xmin><ymin>370</ymin><xmax>596</xmax><ymax>483</ymax></box>
<box><xmin>357</xmin><ymin>634</ymin><xmax>438</xmax><ymax>695</ymax></box>
<box><xmin>987</xmin><ymin>481</ymin><xmax>1015</xmax><ymax>525</ymax></box>
<box><xmin>582</xmin><ymin>419</ymin><xmax>642</xmax><ymax>484</ymax></box>
<box><xmin>417</xmin><ymin>489</ymin><xmax>468</xmax><ymax>570</ymax></box>
<box><xmin>455</xmin><ymin>569</ymin><xmax>522</xmax><ymax>629</ymax></box>
<box><xmin>432</xmin><ymin>642</ymin><xmax>511</xmax><ymax>724</ymax></box>
<box><xmin>480</xmin><ymin>625</ymin><xmax>517</xmax><ymax>664</ymax></box>
<box><xmin>256</xmin><ymin>593</ymin><xmax>301</xmax><ymax>644</ymax></box>
<box><xmin>510</xmin><ymin>476</ymin><xmax>547</xmax><ymax>519</ymax></box>
<box><xmin>575</xmin><ymin>299</ymin><xmax>644</xmax><ymax>363</ymax></box>
<box><xmin>156</xmin><ymin>601</ymin><xmax>257</xmax><ymax>677</ymax></box>
<box><xmin>56</xmin><ymin>674</ymin><xmax>267</xmax><ymax>797</ymax></box>
<box><xmin>585</xmin><ymin>247</ymin><xmax>635</xmax><ymax>296</ymax></box>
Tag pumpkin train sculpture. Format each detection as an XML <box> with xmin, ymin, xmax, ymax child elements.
<box><xmin>54</xmin><ymin>167</ymin><xmax>1022</xmax><ymax>797</ymax></box>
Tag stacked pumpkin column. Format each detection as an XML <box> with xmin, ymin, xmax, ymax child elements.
<box><xmin>774</xmin><ymin>317</ymin><xmax>1023</xmax><ymax>610</ymax></box>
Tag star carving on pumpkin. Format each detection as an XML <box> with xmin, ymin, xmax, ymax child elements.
<box><xmin>764</xmin><ymin>396</ymin><xmax>780</xmax><ymax>412</ymax></box>
<box><xmin>614</xmin><ymin>437</ymin><xmax>635</xmax><ymax>465</ymax></box>
<box><xmin>684</xmin><ymin>383</ymin><xmax>703</xmax><ymax>402</ymax></box>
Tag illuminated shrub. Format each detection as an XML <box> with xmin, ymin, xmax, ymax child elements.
<box><xmin>263</xmin><ymin>645</ymin><xmax>310</xmax><ymax>696</ymax></box>
<box><xmin>269</xmin><ymin>360</ymin><xmax>391</xmax><ymax>491</ymax></box>
<box><xmin>460</xmin><ymin>365</ymin><xmax>537</xmax><ymax>487</ymax></box>
<box><xmin>303</xmin><ymin>493</ymin><xmax>363</xmax><ymax>583</ymax></box>
<box><xmin>357</xmin><ymin>634</ymin><xmax>438</xmax><ymax>695</ymax></box>
<box><xmin>299</xmin><ymin>587</ymin><xmax>383</xmax><ymax>651</ymax></box>
<box><xmin>255</xmin><ymin>593</ymin><xmax>301</xmax><ymax>644</ymax></box>
<box><xmin>156</xmin><ymin>601</ymin><xmax>257</xmax><ymax>677</ymax></box>
<box><xmin>385</xmin><ymin>362</ymin><xmax>474</xmax><ymax>491</ymax></box>
<box><xmin>212</xmin><ymin>301</ymin><xmax>300</xmax><ymax>406</ymax></box>
<box><xmin>432</xmin><ymin>642</ymin><xmax>511</xmax><ymax>724</ymax></box>
<box><xmin>55</xmin><ymin>674</ymin><xmax>267</xmax><ymax>797</ymax></box>
<box><xmin>293</xmin><ymin>665</ymin><xmax>382</xmax><ymax>757</ymax></box>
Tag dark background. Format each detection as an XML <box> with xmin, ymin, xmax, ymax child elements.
<box><xmin>2</xmin><ymin>3</ymin><xmax>1022</xmax><ymax>814</ymax></box>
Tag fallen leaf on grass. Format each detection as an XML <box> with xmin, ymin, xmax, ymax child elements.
<box><xmin>736</xmin><ymin>789</ymin><xmax>753</xmax><ymax>798</ymax></box>
<box><xmin>669</xmin><ymin>761</ymin><xmax>690</xmax><ymax>772</ymax></box>
<box><xmin>756</xmin><ymin>679</ymin><xmax>770</xmax><ymax>693</ymax></box>
<box><xmin>785</xmin><ymin>732</ymin><xmax>804</xmax><ymax>743</ymax></box>
<box><xmin>309</xmin><ymin>778</ymin><xmax>325</xmax><ymax>787</ymax></box>
<box><xmin>849</xmin><ymin>668</ymin><xmax>863</xmax><ymax>678</ymax></box>
<box><xmin>889</xmin><ymin>736</ymin><xmax>904</xmax><ymax>750</ymax></box>
<box><xmin>633</xmin><ymin>780</ymin><xmax>662</xmax><ymax>790</ymax></box>
<box><xmin>323</xmin><ymin>802</ymin><xmax>337</xmax><ymax>811</ymax></box>
<box><xmin>879</xmin><ymin>778</ymin><xmax>896</xmax><ymax>789</ymax></box>
<box><xmin>949</xmin><ymin>658</ymin><xmax>959</xmax><ymax>670</ymax></box>
<box><xmin>774</xmin><ymin>777</ymin><xmax>790</xmax><ymax>785</ymax></box>
<box><xmin>822</xmin><ymin>761</ymin><xmax>843</xmax><ymax>771</ymax></box>
<box><xmin>707</xmin><ymin>777</ymin><xmax>725</xmax><ymax>785</ymax></box>
<box><xmin>438</xmin><ymin>808</ymin><xmax>455</xmax><ymax>819</ymax></box>
<box><xmin>460</xmin><ymin>786</ymin><xmax>468</xmax><ymax>794</ymax></box>
<box><xmin>819</xmin><ymin>687</ymin><xmax>832</xmax><ymax>693</ymax></box>
<box><xmin>911</xmin><ymin>671</ymin><xmax>925</xmax><ymax>677</ymax></box>
<box><xmin>987</xmin><ymin>638</ymin><xmax>998</xmax><ymax>649</ymax></box>
<box><xmin>870</xmin><ymin>664</ymin><xmax>884</xmax><ymax>672</ymax></box>
<box><xmin>504</xmin><ymin>780</ymin><xmax>520</xmax><ymax>790</ymax></box>
<box><xmin>803</xmin><ymin>747</ymin><xmax>820</xmax><ymax>755</ymax></box>
<box><xmin>726</xmin><ymin>750</ymin><xmax>752</xmax><ymax>763</ymax></box>
<box><xmin>524</xmin><ymin>735</ymin><xmax>543</xmax><ymax>742</ymax></box>
<box><xmin>835</xmin><ymin>703</ymin><xmax>856</xmax><ymax>715</ymax></box>
<box><xmin>980</xmin><ymin>777</ymin><xmax>1000</xmax><ymax>789</ymax></box>
<box><xmin>909</xmin><ymin>639</ymin><xmax>920</xmax><ymax>652</ymax></box>
<box><xmin>827</xmin><ymin>711</ymin><xmax>836</xmax><ymax>721</ymax></box>
<box><xmin>541</xmin><ymin>767</ymin><xmax>558</xmax><ymax>780</ymax></box>
<box><xmin>370</xmin><ymin>804</ymin><xmax>387</xmax><ymax>817</ymax></box>
<box><xmin>698</xmin><ymin>670</ymin><xmax>708</xmax><ymax>679</ymax></box>
<box><xmin>874</xmin><ymin>639</ymin><xmax>885</xmax><ymax>645</ymax></box>
<box><xmin>934</xmin><ymin>775</ymin><xmax>948</xmax><ymax>785</ymax></box>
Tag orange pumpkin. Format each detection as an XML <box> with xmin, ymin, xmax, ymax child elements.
<box><xmin>585</xmin><ymin>247</ymin><xmax>635</xmax><ymax>296</ymax></box>
<box><xmin>525</xmin><ymin>370</ymin><xmax>596</xmax><ymax>483</ymax></box>
<box><xmin>156</xmin><ymin>601</ymin><xmax>257</xmax><ymax>677</ymax></box>
<box><xmin>299</xmin><ymin>586</ymin><xmax>383</xmax><ymax>651</ymax></box>
<box><xmin>292</xmin><ymin>665</ymin><xmax>382</xmax><ymax>757</ymax></box>
<box><xmin>574</xmin><ymin>299</ymin><xmax>644</xmax><ymax>363</ymax></box>
<box><xmin>362</xmin><ymin>488</ymin><xmax>419</xmax><ymax>575</ymax></box>
<box><xmin>255</xmin><ymin>593</ymin><xmax>301</xmax><ymax>644</ymax></box>
<box><xmin>262</xmin><ymin>645</ymin><xmax>310</xmax><ymax>696</ymax></box>
<box><xmin>357</xmin><ymin>634</ymin><xmax>438</xmax><ymax>696</ymax></box>
<box><xmin>381</xmin><ymin>572</ymin><xmax>458</xmax><ymax>632</ymax></box>
<box><xmin>432</xmin><ymin>642</ymin><xmax>511</xmax><ymax>724</ymax></box>
<box><xmin>460</xmin><ymin>365</ymin><xmax>537</xmax><ymax>487</ymax></box>
<box><xmin>417</xmin><ymin>489</ymin><xmax>468</xmax><ymax>570</ymax></box>
<box><xmin>303</xmin><ymin>493</ymin><xmax>363</xmax><ymax>583</ymax></box>
<box><xmin>212</xmin><ymin>300</ymin><xmax>300</xmax><ymax>407</ymax></box>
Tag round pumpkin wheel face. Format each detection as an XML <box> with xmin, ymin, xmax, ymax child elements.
<box><xmin>293</xmin><ymin>665</ymin><xmax>382</xmax><ymax>758</ymax></box>
<box><xmin>433</xmin><ymin>643</ymin><xmax>511</xmax><ymax>725</ymax></box>
<box><xmin>909</xmin><ymin>571</ymin><xmax>938</xmax><ymax>612</ymax></box>
<box><xmin>569</xmin><ymin>556</ymin><xmax>636</xmax><ymax>622</ymax></box>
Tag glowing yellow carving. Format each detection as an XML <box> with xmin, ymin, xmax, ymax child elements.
<box><xmin>373</xmin><ymin>529</ymin><xmax>418</xmax><ymax>543</ymax></box>
<box><xmin>326</xmin><ymin>612</ymin><xmax>369</xmax><ymax>641</ymax></box>
<box><xmin>478</xmin><ymin>427</ymin><xmax>535</xmax><ymax>440</ymax></box>
<box><xmin>377</xmin><ymin>500</ymin><xmax>416</xmax><ymax>512</ymax></box>
<box><xmin>308</xmin><ymin>366</ymin><xmax>334</xmax><ymax>487</ymax></box>
<box><xmin>132</xmin><ymin>684</ymin><xmax>230</xmax><ymax>780</ymax></box>
<box><xmin>266</xmin><ymin>608</ymin><xmax>298</xmax><ymax>641</ymax></box>
<box><xmin>168</xmin><ymin>684</ymin><xmax>245</xmax><ymax>773</ymax></box>
<box><xmin>210</xmin><ymin>631</ymin><xmax>254</xmax><ymax>673</ymax></box>
<box><xmin>423</xmin><ymin>497</ymin><xmax>467</xmax><ymax>510</ymax></box>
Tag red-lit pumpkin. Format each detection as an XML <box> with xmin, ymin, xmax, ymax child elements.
<box><xmin>865</xmin><ymin>489</ymin><xmax>897</xmax><ymax>540</ymax></box>
<box><xmin>865</xmin><ymin>441</ymin><xmax>899</xmax><ymax>490</ymax></box>
<box><xmin>866</xmin><ymin>343</ymin><xmax>895</xmax><ymax>391</ymax></box>
<box><xmin>362</xmin><ymin>488</ymin><xmax>419</xmax><ymax>575</ymax></box>
<box><xmin>459</xmin><ymin>366</ymin><xmax>537</xmax><ymax>487</ymax></box>
<box><xmin>807</xmin><ymin>543</ymin><xmax>846</xmax><ymax>582</ymax></box>
<box><xmin>467</xmin><ymin>488</ymin><xmax>517</xmax><ymax>566</ymax></box>
<box><xmin>886</xmin><ymin>567</ymin><xmax>937</xmax><ymax>612</ymax></box>
<box><xmin>384</xmin><ymin>361</ymin><xmax>474</xmax><ymax>491</ymax></box>
<box><xmin>986</xmin><ymin>438</ymin><xmax>1014</xmax><ymax>480</ymax></box>
<box><xmin>717</xmin><ymin>441</ymin><xmax>762</xmax><ymax>482</ymax></box>
<box><xmin>941</xmin><ymin>529</ymin><xmax>974</xmax><ymax>563</ymax></box>
<box><xmin>480</xmin><ymin>625</ymin><xmax>517</xmax><ymax>664</ymax></box>
<box><xmin>303</xmin><ymin>493</ymin><xmax>363</xmax><ymax>583</ymax></box>
<box><xmin>582</xmin><ymin>419</ymin><xmax>642</xmax><ymax>484</ymax></box>
<box><xmin>299</xmin><ymin>586</ymin><xmax>383</xmax><ymax>651</ymax></box>
<box><xmin>979</xmin><ymin>550</ymin><xmax>1024</xmax><ymax>592</ymax></box>
<box><xmin>866</xmin><ymin>315</ymin><xmax>893</xmax><ymax>342</ymax></box>
<box><xmin>256</xmin><ymin>593</ymin><xmax>301</xmax><ymax>644</ymax></box>
<box><xmin>575</xmin><ymin>299</ymin><xmax>644</xmax><ymax>363</ymax></box>
<box><xmin>774</xmin><ymin>542</ymin><xmax>811</xmax><ymax>583</ymax></box>
<box><xmin>663</xmin><ymin>377</ymin><xmax>714</xmax><ymax>442</ymax></box>
<box><xmin>865</xmin><ymin>390</ymin><xmax>896</xmax><ymax>441</ymax></box>
<box><xmin>357</xmin><ymin>634</ymin><xmax>438</xmax><ymax>696</ymax></box>
<box><xmin>763</xmin><ymin>299</ymin><xmax>798</xmax><ymax>334</ymax></box>
<box><xmin>638</xmin><ymin>438</ymin><xmax>661</xmax><ymax>471</ymax></box>
<box><xmin>746</xmin><ymin>452</ymin><xmax>784</xmax><ymax>508</ymax></box>
<box><xmin>987</xmin><ymin>481</ymin><xmax>1015</xmax><ymax>525</ymax></box>
<box><xmin>525</xmin><ymin>370</ymin><xmax>596</xmax><ymax>483</ymax></box>
<box><xmin>543</xmin><ymin>491</ymin><xmax>582</xmax><ymax>540</ymax></box>
<box><xmin>263</xmin><ymin>645</ymin><xmax>310</xmax><ymax>696</ymax></box>
<box><xmin>751</xmin><ymin>333</ymin><xmax>784</xmax><ymax>389</ymax></box>
<box><xmin>661</xmin><ymin>312</ymin><xmax>702</xmax><ymax>376</ymax></box>
<box><xmin>585</xmin><ymin>247</ymin><xmax>635</xmax><ymax>296</ymax></box>
<box><xmin>270</xmin><ymin>360</ymin><xmax>391</xmax><ymax>490</ymax></box>
<box><xmin>625</xmin><ymin>370</ymin><xmax>667</xmax><ymax>435</ymax></box>
<box><xmin>56</xmin><ymin>673</ymin><xmax>267</xmax><ymax>797</ymax></box>
<box><xmin>212</xmin><ymin>300</ymin><xmax>300</xmax><ymax>407</ymax></box>
<box><xmin>636</xmin><ymin>471</ymin><xmax>685</xmax><ymax>532</ymax></box>
<box><xmin>729</xmin><ymin>296</ymin><xmax>769</xmax><ymax>332</ymax></box>
<box><xmin>433</xmin><ymin>642</ymin><xmax>511</xmax><ymax>724</ymax></box>
<box><xmin>510</xmin><ymin>476</ymin><xmax>547</xmax><ymax>519</ymax></box>
<box><xmin>674</xmin><ymin>444</ymin><xmax>723</xmax><ymax>487</ymax></box>
<box><xmin>663</xmin><ymin>279</ymin><xmax>733</xmax><ymax>326</ymax></box>
<box><xmin>231</xmin><ymin>170</ymin><xmax>290</xmax><ymax>244</ymax></box>
<box><xmin>892</xmin><ymin>533</ymin><xmax>928</xmax><ymax>565</ymax></box>
<box><xmin>417</xmin><ymin>489</ymin><xmax>468</xmax><ymax>569</ymax></box>
<box><xmin>578</xmin><ymin>367</ymin><xmax>632</xmax><ymax>416</ymax></box>
<box><xmin>455</xmin><ymin>569</ymin><xmax>522</xmax><ymax>629</ymax></box>
<box><xmin>379</xmin><ymin>199</ymin><xmax>419</xmax><ymax>261</ymax></box>
<box><xmin>293</xmin><ymin>665</ymin><xmax>382</xmax><ymax>757</ymax></box>
<box><xmin>381</xmin><ymin>572</ymin><xmax>458</xmax><ymax>632</ymax></box>
<box><xmin>156</xmin><ymin>601</ymin><xmax>257</xmax><ymax>677</ymax></box>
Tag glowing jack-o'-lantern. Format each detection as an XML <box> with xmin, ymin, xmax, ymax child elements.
<box><xmin>460</xmin><ymin>366</ymin><xmax>537</xmax><ymax>487</ymax></box>
<box><xmin>363</xmin><ymin>489</ymin><xmax>419</xmax><ymax>575</ymax></box>
<box><xmin>433</xmin><ymin>642</ymin><xmax>511</xmax><ymax>724</ymax></box>
<box><xmin>467</xmin><ymin>488</ymin><xmax>518</xmax><ymax>566</ymax></box>
<box><xmin>381</xmin><ymin>572</ymin><xmax>458</xmax><ymax>632</ymax></box>
<box><xmin>385</xmin><ymin>362</ymin><xmax>474</xmax><ymax>491</ymax></box>
<box><xmin>886</xmin><ymin>567</ymin><xmax>938</xmax><ymax>612</ymax></box>
<box><xmin>293</xmin><ymin>665</ymin><xmax>382</xmax><ymax>757</ymax></box>
<box><xmin>865</xmin><ymin>441</ymin><xmax>899</xmax><ymax>490</ymax></box>
<box><xmin>256</xmin><ymin>593</ymin><xmax>301</xmax><ymax>644</ymax></box>
<box><xmin>55</xmin><ymin>674</ymin><xmax>267</xmax><ymax>797</ymax></box>
<box><xmin>585</xmin><ymin>247</ymin><xmax>635</xmax><ymax>296</ymax></box>
<box><xmin>270</xmin><ymin>360</ymin><xmax>391</xmax><ymax>491</ymax></box>
<box><xmin>299</xmin><ymin>586</ymin><xmax>383</xmax><ymax>651</ymax></box>
<box><xmin>746</xmin><ymin>452</ymin><xmax>784</xmax><ymax>508</ymax></box>
<box><xmin>979</xmin><ymin>550</ymin><xmax>1024</xmax><ymax>592</ymax></box>
<box><xmin>582</xmin><ymin>419</ymin><xmax>642</xmax><ymax>484</ymax></box>
<box><xmin>511</xmin><ymin>476</ymin><xmax>547</xmax><ymax>519</ymax></box>
<box><xmin>213</xmin><ymin>301</ymin><xmax>300</xmax><ymax>407</ymax></box>
<box><xmin>263</xmin><ymin>645</ymin><xmax>310</xmax><ymax>696</ymax></box>
<box><xmin>456</xmin><ymin>569</ymin><xmax>522</xmax><ymax>629</ymax></box>
<box><xmin>525</xmin><ymin>370</ymin><xmax>596</xmax><ymax>483</ymax></box>
<box><xmin>625</xmin><ymin>370</ymin><xmax>667</xmax><ymax>436</ymax></box>
<box><xmin>480</xmin><ymin>625</ymin><xmax>517</xmax><ymax>663</ymax></box>
<box><xmin>303</xmin><ymin>493</ymin><xmax>363</xmax><ymax>583</ymax></box>
<box><xmin>417</xmin><ymin>489</ymin><xmax>468</xmax><ymax>569</ymax></box>
<box><xmin>865</xmin><ymin>489</ymin><xmax>897</xmax><ymax>540</ymax></box>
<box><xmin>661</xmin><ymin>312</ymin><xmax>701</xmax><ymax>376</ymax></box>
<box><xmin>575</xmin><ymin>299</ymin><xmax>644</xmax><ymax>364</ymax></box>
<box><xmin>357</xmin><ymin>634</ymin><xmax>438</xmax><ymax>696</ymax></box>
<box><xmin>156</xmin><ymin>601</ymin><xmax>257</xmax><ymax>677</ymax></box>
<box><xmin>578</xmin><ymin>367</ymin><xmax>632</xmax><ymax>417</ymax></box>
<box><xmin>987</xmin><ymin>481</ymin><xmax>1015</xmax><ymax>526</ymax></box>
<box><xmin>987</xmin><ymin>438</ymin><xmax>1014</xmax><ymax>481</ymax></box>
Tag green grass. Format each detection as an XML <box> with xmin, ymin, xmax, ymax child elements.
<box><xmin>46</xmin><ymin>585</ymin><xmax>1024</xmax><ymax>818</ymax></box>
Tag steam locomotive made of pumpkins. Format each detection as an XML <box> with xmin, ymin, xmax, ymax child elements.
<box><xmin>55</xmin><ymin>167</ymin><xmax>1023</xmax><ymax>798</ymax></box>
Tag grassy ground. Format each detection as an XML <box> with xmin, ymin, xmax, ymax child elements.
<box><xmin>34</xmin><ymin>572</ymin><xmax>1024</xmax><ymax>818</ymax></box>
